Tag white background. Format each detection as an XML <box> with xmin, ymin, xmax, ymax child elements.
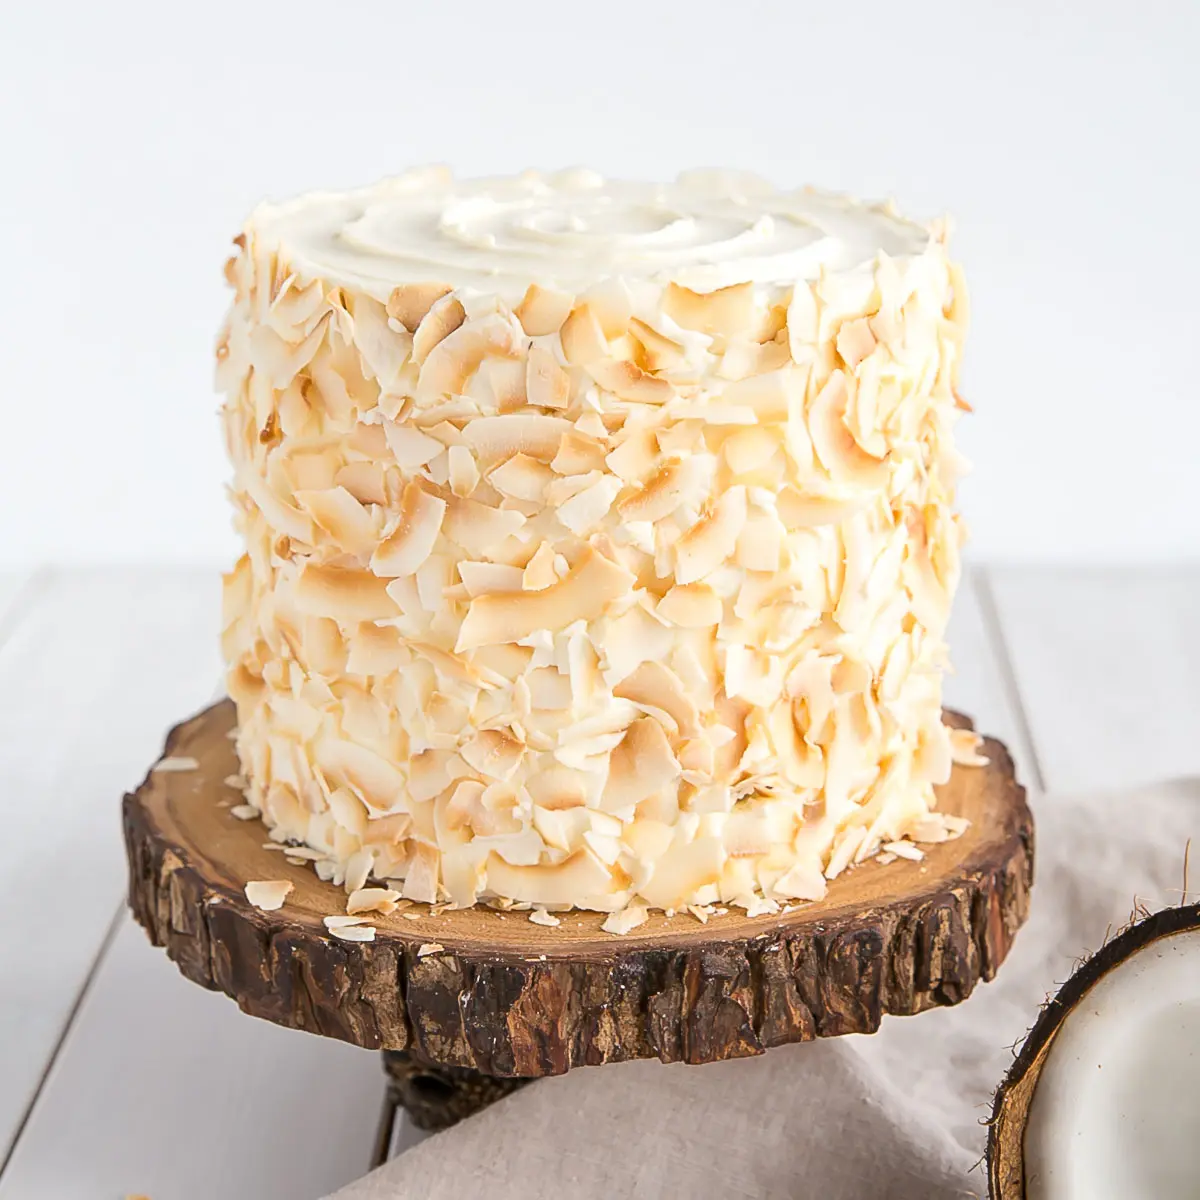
<box><xmin>2</xmin><ymin>0</ymin><xmax>1197</xmax><ymax>566</ymax></box>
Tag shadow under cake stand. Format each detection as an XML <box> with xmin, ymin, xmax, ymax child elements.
<box><xmin>123</xmin><ymin>700</ymin><xmax>1033</xmax><ymax>1152</ymax></box>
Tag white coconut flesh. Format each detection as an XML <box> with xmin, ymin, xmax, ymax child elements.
<box><xmin>1024</xmin><ymin>927</ymin><xmax>1200</xmax><ymax>1199</ymax></box>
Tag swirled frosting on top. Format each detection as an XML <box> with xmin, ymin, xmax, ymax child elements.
<box><xmin>250</xmin><ymin>167</ymin><xmax>930</xmax><ymax>297</ymax></box>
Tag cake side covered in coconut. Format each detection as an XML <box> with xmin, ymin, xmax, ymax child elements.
<box><xmin>215</xmin><ymin>167</ymin><xmax>979</xmax><ymax>929</ymax></box>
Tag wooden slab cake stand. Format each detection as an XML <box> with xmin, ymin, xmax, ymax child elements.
<box><xmin>123</xmin><ymin>700</ymin><xmax>1034</xmax><ymax>1140</ymax></box>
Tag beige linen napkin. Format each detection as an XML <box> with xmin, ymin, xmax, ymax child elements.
<box><xmin>329</xmin><ymin>779</ymin><xmax>1200</xmax><ymax>1200</ymax></box>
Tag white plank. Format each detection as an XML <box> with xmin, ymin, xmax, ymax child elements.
<box><xmin>0</xmin><ymin>567</ymin><xmax>221</xmax><ymax>1161</ymax></box>
<box><xmin>942</xmin><ymin>566</ymin><xmax>1040</xmax><ymax>792</ymax></box>
<box><xmin>0</xmin><ymin>917</ymin><xmax>385</xmax><ymax>1200</ymax></box>
<box><xmin>987</xmin><ymin>567</ymin><xmax>1200</xmax><ymax>794</ymax></box>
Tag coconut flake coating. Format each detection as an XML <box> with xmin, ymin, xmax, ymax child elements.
<box><xmin>217</xmin><ymin>168</ymin><xmax>971</xmax><ymax>918</ymax></box>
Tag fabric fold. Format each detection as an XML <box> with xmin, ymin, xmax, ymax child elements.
<box><xmin>328</xmin><ymin>779</ymin><xmax>1200</xmax><ymax>1200</ymax></box>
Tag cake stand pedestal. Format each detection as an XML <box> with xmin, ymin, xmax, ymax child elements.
<box><xmin>123</xmin><ymin>700</ymin><xmax>1033</xmax><ymax>1140</ymax></box>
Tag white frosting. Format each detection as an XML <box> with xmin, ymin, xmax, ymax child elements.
<box><xmin>251</xmin><ymin>167</ymin><xmax>929</xmax><ymax>296</ymax></box>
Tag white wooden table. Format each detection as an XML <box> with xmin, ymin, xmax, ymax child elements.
<box><xmin>0</xmin><ymin>565</ymin><xmax>1196</xmax><ymax>1198</ymax></box>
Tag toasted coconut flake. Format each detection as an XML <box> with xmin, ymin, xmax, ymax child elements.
<box><xmin>490</xmin><ymin>453</ymin><xmax>554</xmax><ymax>502</ymax></box>
<box><xmin>786</xmin><ymin>283</ymin><xmax>819</xmax><ymax>358</ymax></box>
<box><xmin>531</xmin><ymin>804</ymin><xmax>586</xmax><ymax>852</ymax></box>
<box><xmin>457</xmin><ymin>561</ymin><xmax>524</xmax><ymax>598</ymax></box>
<box><xmin>294</xmin><ymin>565</ymin><xmax>399</xmax><ymax>621</ymax></box>
<box><xmin>371</xmin><ymin>483</ymin><xmax>446</xmax><ymax>578</ymax></box>
<box><xmin>442</xmin><ymin>495</ymin><xmax>526</xmax><ymax>556</ymax></box>
<box><xmin>948</xmin><ymin>727</ymin><xmax>990</xmax><ymax>766</ymax></box>
<box><xmin>656</xmin><ymin>583</ymin><xmax>722</xmax><ymax>628</ymax></box>
<box><xmin>418</xmin><ymin>310</ymin><xmax>512</xmax><ymax>398</ymax></box>
<box><xmin>718</xmin><ymin>337</ymin><xmax>792</xmax><ymax>381</ymax></box>
<box><xmin>295</xmin><ymin>487</ymin><xmax>378</xmax><ymax>557</ymax></box>
<box><xmin>602</xmin><ymin>903</ymin><xmax>649</xmax><ymax>935</ymax></box>
<box><xmin>809</xmin><ymin>372</ymin><xmax>889</xmax><ymax>489</ymax></box>
<box><xmin>382</xmin><ymin>421</ymin><xmax>443</xmax><ymax>469</ymax></box>
<box><xmin>230</xmin><ymin>804</ymin><xmax>260</xmax><ymax>821</ymax></box>
<box><xmin>629</xmin><ymin>317</ymin><xmax>687</xmax><ymax>371</ymax></box>
<box><xmin>825</xmin><ymin>826</ymin><xmax>867</xmax><ymax>880</ymax></box>
<box><xmin>417</xmin><ymin>942</ymin><xmax>445</xmax><ymax>957</ymax></box>
<box><xmin>350</xmin><ymin>298</ymin><xmax>411</xmax><ymax>389</ymax></box>
<box><xmin>882</xmin><ymin>840</ymin><xmax>925</xmax><ymax>862</ymax></box>
<box><xmin>526</xmin><ymin>766</ymin><xmax>587</xmax><ymax>810</ymax></box>
<box><xmin>515</xmin><ymin>283</ymin><xmax>574</xmax><ymax>336</ymax></box>
<box><xmin>736</xmin><ymin>506</ymin><xmax>784</xmax><ymax>573</ymax></box>
<box><xmin>344</xmin><ymin>622</ymin><xmax>407</xmax><ymax>675</ymax></box>
<box><xmin>332</xmin><ymin>924</ymin><xmax>377</xmax><ymax>942</ymax></box>
<box><xmin>277</xmin><ymin>845</ymin><xmax>326</xmax><ymax>862</ymax></box>
<box><xmin>614</xmin><ymin>661</ymin><xmax>699</xmax><ymax>738</ymax></box>
<box><xmin>720</xmin><ymin>367</ymin><xmax>804</xmax><ymax>422</ymax></box>
<box><xmin>559</xmin><ymin>304</ymin><xmax>608</xmax><ymax>365</ymax></box>
<box><xmin>411</xmin><ymin>293</ymin><xmax>467</xmax><ymax>365</ymax></box>
<box><xmin>328</xmin><ymin>787</ymin><xmax>369</xmax><ymax>838</ymax></box>
<box><xmin>324</xmin><ymin>914</ymin><xmax>372</xmax><ymax>930</ymax></box>
<box><xmin>904</xmin><ymin>511</ymin><xmax>953</xmax><ymax>635</ymax></box>
<box><xmin>387</xmin><ymin>283</ymin><xmax>453</xmax><ymax>333</ymax></box>
<box><xmin>344</xmin><ymin>848</ymin><xmax>374</xmax><ymax>894</ymax></box>
<box><xmin>617</xmin><ymin>459</ymin><xmax>693</xmax><ymax>523</ymax></box>
<box><xmin>525</xmin><ymin>344</ymin><xmax>571</xmax><ymax>410</ymax></box>
<box><xmin>557</xmin><ymin>475</ymin><xmax>622</xmax><ymax>534</ymax></box>
<box><xmin>456</xmin><ymin>547</ymin><xmax>634</xmax><ymax>651</ymax></box>
<box><xmin>462</xmin><ymin>414</ymin><xmax>573</xmax><ymax>465</ymax></box>
<box><xmin>461</xmin><ymin>728</ymin><xmax>525</xmax><ymax>781</ymax></box>
<box><xmin>604</xmin><ymin>428</ymin><xmax>659</xmax><ymax>484</ymax></box>
<box><xmin>335</xmin><ymin>461</ymin><xmax>387</xmax><ymax>506</ymax></box>
<box><xmin>471</xmin><ymin>357</ymin><xmax>524</xmax><ymax>415</ymax></box>
<box><xmin>245</xmin><ymin>880</ymin><xmax>293</xmax><ymax>911</ymax></box>
<box><xmin>722</xmin><ymin>427</ymin><xmax>780</xmax><ymax>476</ymax></box>
<box><xmin>600</xmin><ymin>717</ymin><xmax>680</xmax><ymax>811</ymax></box>
<box><xmin>316</xmin><ymin>737</ymin><xmax>405</xmax><ymax>812</ymax></box>
<box><xmin>547</xmin><ymin>430</ymin><xmax>604</xmax><ymax>476</ymax></box>
<box><xmin>588</xmin><ymin>358</ymin><xmax>673</xmax><ymax>405</ymax></box>
<box><xmin>741</xmin><ymin>895</ymin><xmax>781</xmax><ymax>918</ymax></box>
<box><xmin>522</xmin><ymin>541</ymin><xmax>560</xmax><ymax>591</ymax></box>
<box><xmin>674</xmin><ymin>486</ymin><xmax>747</xmax><ymax>584</ymax></box>
<box><xmin>347</xmin><ymin>887</ymin><xmax>403</xmax><ymax>914</ymax></box>
<box><xmin>776</xmin><ymin>488</ymin><xmax>868</xmax><ymax>530</ymax></box>
<box><xmin>445</xmin><ymin>445</ymin><xmax>480</xmax><ymax>498</ymax></box>
<box><xmin>403</xmin><ymin>843</ymin><xmax>440</xmax><ymax>903</ymax></box>
<box><xmin>639</xmin><ymin>837</ymin><xmax>725</xmax><ymax>909</ymax></box>
<box><xmin>836</xmin><ymin>316</ymin><xmax>877</xmax><ymax>368</ymax></box>
<box><xmin>152</xmin><ymin>756</ymin><xmax>200</xmax><ymax>773</ymax></box>
<box><xmin>529</xmin><ymin>907</ymin><xmax>561</xmax><ymax>927</ymax></box>
<box><xmin>663</xmin><ymin>281</ymin><xmax>754</xmax><ymax>336</ymax></box>
<box><xmin>622</xmin><ymin>819</ymin><xmax>674</xmax><ymax>865</ymax></box>
<box><xmin>771</xmin><ymin>861</ymin><xmax>827</xmax><ymax>902</ymax></box>
<box><xmin>486</xmin><ymin>849</ymin><xmax>617</xmax><ymax>907</ymax></box>
<box><xmin>909</xmin><ymin>816</ymin><xmax>954</xmax><ymax>844</ymax></box>
<box><xmin>580</xmin><ymin>278</ymin><xmax>634</xmax><ymax>337</ymax></box>
<box><xmin>221</xmin><ymin>553</ymin><xmax>252</xmax><ymax>630</ymax></box>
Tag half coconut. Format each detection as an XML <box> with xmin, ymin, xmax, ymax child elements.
<box><xmin>989</xmin><ymin>901</ymin><xmax>1200</xmax><ymax>1198</ymax></box>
